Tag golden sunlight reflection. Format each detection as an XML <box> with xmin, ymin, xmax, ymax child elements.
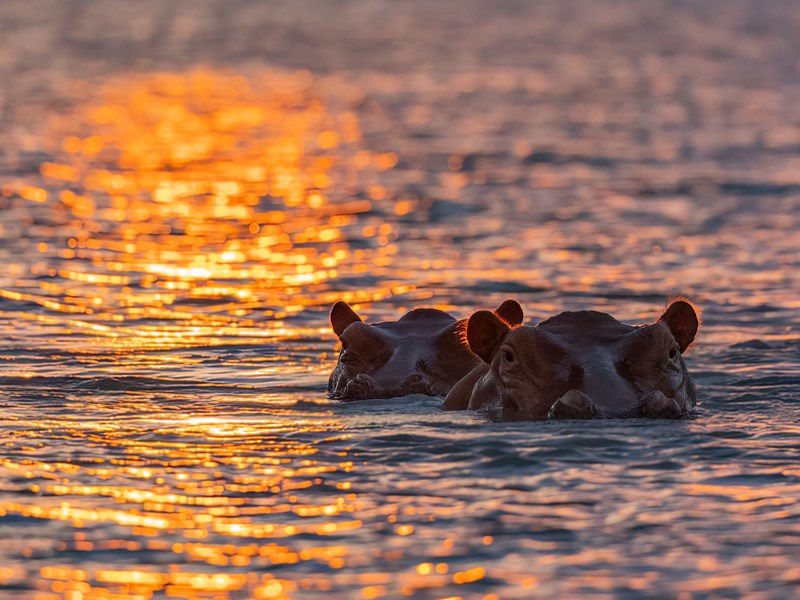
<box><xmin>0</xmin><ymin>404</ymin><xmax>375</xmax><ymax>599</ymax></box>
<box><xmin>0</xmin><ymin>68</ymin><xmax>470</xmax><ymax>599</ymax></box>
<box><xmin>1</xmin><ymin>69</ymin><xmax>404</xmax><ymax>350</ymax></box>
<box><xmin>0</xmin><ymin>388</ymin><xmax>515</xmax><ymax>599</ymax></box>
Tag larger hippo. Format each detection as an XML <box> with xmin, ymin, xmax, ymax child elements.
<box><xmin>328</xmin><ymin>299</ymin><xmax>524</xmax><ymax>400</ymax></box>
<box><xmin>444</xmin><ymin>299</ymin><xmax>700</xmax><ymax>419</ymax></box>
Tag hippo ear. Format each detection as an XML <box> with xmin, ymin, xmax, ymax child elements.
<box><xmin>494</xmin><ymin>299</ymin><xmax>524</xmax><ymax>327</ymax></box>
<box><xmin>658</xmin><ymin>300</ymin><xmax>699</xmax><ymax>353</ymax></box>
<box><xmin>330</xmin><ymin>301</ymin><xmax>362</xmax><ymax>336</ymax></box>
<box><xmin>467</xmin><ymin>310</ymin><xmax>510</xmax><ymax>363</ymax></box>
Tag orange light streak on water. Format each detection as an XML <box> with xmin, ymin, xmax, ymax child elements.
<box><xmin>0</xmin><ymin>399</ymin><xmax>379</xmax><ymax>598</ymax></box>
<box><xmin>0</xmin><ymin>69</ymin><xmax>448</xmax><ymax>599</ymax></box>
<box><xmin>1</xmin><ymin>69</ymin><xmax>407</xmax><ymax>352</ymax></box>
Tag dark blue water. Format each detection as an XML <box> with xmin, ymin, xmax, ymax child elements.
<box><xmin>1</xmin><ymin>1</ymin><xmax>799</xmax><ymax>598</ymax></box>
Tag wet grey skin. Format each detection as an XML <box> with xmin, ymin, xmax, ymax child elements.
<box><xmin>443</xmin><ymin>300</ymin><xmax>700</xmax><ymax>420</ymax></box>
<box><xmin>328</xmin><ymin>300</ymin><xmax>524</xmax><ymax>400</ymax></box>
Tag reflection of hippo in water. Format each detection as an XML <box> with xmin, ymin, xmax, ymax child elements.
<box><xmin>444</xmin><ymin>299</ymin><xmax>700</xmax><ymax>419</ymax></box>
<box><xmin>328</xmin><ymin>300</ymin><xmax>524</xmax><ymax>400</ymax></box>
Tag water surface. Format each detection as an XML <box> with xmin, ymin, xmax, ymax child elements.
<box><xmin>1</xmin><ymin>1</ymin><xmax>799</xmax><ymax>598</ymax></box>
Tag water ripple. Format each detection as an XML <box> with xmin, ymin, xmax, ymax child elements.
<box><xmin>1</xmin><ymin>0</ymin><xmax>799</xmax><ymax>598</ymax></box>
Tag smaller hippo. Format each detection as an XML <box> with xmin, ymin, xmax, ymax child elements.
<box><xmin>328</xmin><ymin>299</ymin><xmax>524</xmax><ymax>400</ymax></box>
<box><xmin>444</xmin><ymin>299</ymin><xmax>700</xmax><ymax>419</ymax></box>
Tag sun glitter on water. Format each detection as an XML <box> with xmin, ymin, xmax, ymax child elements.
<box><xmin>0</xmin><ymin>406</ymin><xmax>361</xmax><ymax>599</ymax></box>
<box><xmin>1</xmin><ymin>69</ymin><xmax>483</xmax><ymax>600</ymax></box>
<box><xmin>1</xmin><ymin>69</ymin><xmax>406</xmax><ymax>351</ymax></box>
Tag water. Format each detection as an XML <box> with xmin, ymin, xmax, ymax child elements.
<box><xmin>1</xmin><ymin>1</ymin><xmax>799</xmax><ymax>597</ymax></box>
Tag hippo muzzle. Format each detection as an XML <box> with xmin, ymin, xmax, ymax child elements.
<box><xmin>546</xmin><ymin>388</ymin><xmax>688</xmax><ymax>420</ymax></box>
<box><xmin>335</xmin><ymin>371</ymin><xmax>436</xmax><ymax>401</ymax></box>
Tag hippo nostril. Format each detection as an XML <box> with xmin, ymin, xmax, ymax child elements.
<box><xmin>640</xmin><ymin>390</ymin><xmax>682</xmax><ymax>419</ymax></box>
<box><xmin>399</xmin><ymin>373</ymin><xmax>432</xmax><ymax>395</ymax></box>
<box><xmin>340</xmin><ymin>374</ymin><xmax>376</xmax><ymax>400</ymax></box>
<box><xmin>503</xmin><ymin>397</ymin><xmax>523</xmax><ymax>413</ymax></box>
<box><xmin>548</xmin><ymin>389</ymin><xmax>598</xmax><ymax>420</ymax></box>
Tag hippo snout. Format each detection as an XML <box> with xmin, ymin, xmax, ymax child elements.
<box><xmin>545</xmin><ymin>388</ymin><xmax>689</xmax><ymax>420</ymax></box>
<box><xmin>334</xmin><ymin>372</ymin><xmax>435</xmax><ymax>400</ymax></box>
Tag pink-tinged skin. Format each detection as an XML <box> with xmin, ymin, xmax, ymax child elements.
<box><xmin>328</xmin><ymin>300</ymin><xmax>524</xmax><ymax>401</ymax></box>
<box><xmin>444</xmin><ymin>300</ymin><xmax>700</xmax><ymax>420</ymax></box>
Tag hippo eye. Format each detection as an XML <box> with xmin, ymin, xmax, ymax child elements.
<box><xmin>503</xmin><ymin>350</ymin><xmax>515</xmax><ymax>364</ymax></box>
<box><xmin>668</xmin><ymin>347</ymin><xmax>678</xmax><ymax>360</ymax></box>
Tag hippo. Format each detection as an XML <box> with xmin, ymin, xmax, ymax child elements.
<box><xmin>443</xmin><ymin>299</ymin><xmax>700</xmax><ymax>419</ymax></box>
<box><xmin>328</xmin><ymin>299</ymin><xmax>524</xmax><ymax>400</ymax></box>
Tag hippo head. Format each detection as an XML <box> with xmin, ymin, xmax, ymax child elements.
<box><xmin>457</xmin><ymin>300</ymin><xmax>700</xmax><ymax>419</ymax></box>
<box><xmin>328</xmin><ymin>300</ymin><xmax>524</xmax><ymax>400</ymax></box>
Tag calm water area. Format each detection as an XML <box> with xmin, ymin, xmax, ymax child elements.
<box><xmin>1</xmin><ymin>1</ymin><xmax>799</xmax><ymax>598</ymax></box>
